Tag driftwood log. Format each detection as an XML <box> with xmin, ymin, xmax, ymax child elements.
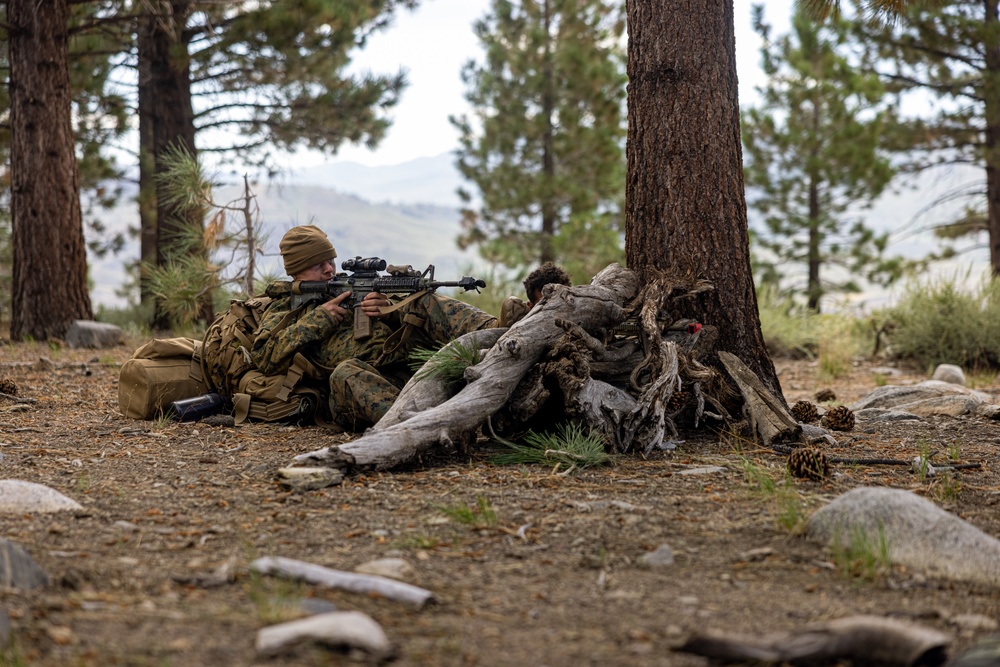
<box><xmin>293</xmin><ymin>263</ymin><xmax>799</xmax><ymax>473</ymax></box>
<box><xmin>297</xmin><ymin>264</ymin><xmax>641</xmax><ymax>471</ymax></box>
<box><xmin>676</xmin><ymin>615</ymin><xmax>950</xmax><ymax>666</ymax></box>
<box><xmin>718</xmin><ymin>351</ymin><xmax>800</xmax><ymax>447</ymax></box>
<box><xmin>250</xmin><ymin>556</ymin><xmax>435</xmax><ymax>609</ymax></box>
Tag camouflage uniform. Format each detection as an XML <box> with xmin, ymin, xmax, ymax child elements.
<box><xmin>250</xmin><ymin>281</ymin><xmax>497</xmax><ymax>430</ymax></box>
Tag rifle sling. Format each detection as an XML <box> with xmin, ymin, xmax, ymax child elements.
<box><xmin>373</xmin><ymin>290</ymin><xmax>429</xmax><ymax>366</ymax></box>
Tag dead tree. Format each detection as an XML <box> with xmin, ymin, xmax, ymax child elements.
<box><xmin>296</xmin><ymin>264</ymin><xmax>798</xmax><ymax>473</ymax></box>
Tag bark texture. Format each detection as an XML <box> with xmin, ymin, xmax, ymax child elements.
<box><xmin>9</xmin><ymin>0</ymin><xmax>93</xmax><ymax>340</ymax></box>
<box><xmin>624</xmin><ymin>0</ymin><xmax>783</xmax><ymax>400</ymax></box>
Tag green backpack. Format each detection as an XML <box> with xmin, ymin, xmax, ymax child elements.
<box><xmin>200</xmin><ymin>296</ymin><xmax>328</xmax><ymax>424</ymax></box>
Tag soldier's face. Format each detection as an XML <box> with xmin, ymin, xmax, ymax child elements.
<box><xmin>297</xmin><ymin>258</ymin><xmax>336</xmax><ymax>281</ymax></box>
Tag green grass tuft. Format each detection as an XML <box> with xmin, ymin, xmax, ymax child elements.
<box><xmin>438</xmin><ymin>496</ymin><xmax>499</xmax><ymax>529</ymax></box>
<box><xmin>408</xmin><ymin>338</ymin><xmax>481</xmax><ymax>388</ymax></box>
<box><xmin>491</xmin><ymin>422</ymin><xmax>614</xmax><ymax>473</ymax></box>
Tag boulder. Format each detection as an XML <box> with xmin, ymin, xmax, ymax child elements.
<box><xmin>64</xmin><ymin>320</ymin><xmax>124</xmax><ymax>349</ymax></box>
<box><xmin>806</xmin><ymin>487</ymin><xmax>1000</xmax><ymax>585</ymax></box>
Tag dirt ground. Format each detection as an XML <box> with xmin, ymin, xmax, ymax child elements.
<box><xmin>0</xmin><ymin>336</ymin><xmax>999</xmax><ymax>667</ymax></box>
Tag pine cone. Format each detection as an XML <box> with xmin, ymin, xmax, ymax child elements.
<box><xmin>667</xmin><ymin>390</ymin><xmax>688</xmax><ymax>414</ymax></box>
<box><xmin>790</xmin><ymin>400</ymin><xmax>818</xmax><ymax>423</ymax></box>
<box><xmin>815</xmin><ymin>388</ymin><xmax>836</xmax><ymax>403</ymax></box>
<box><xmin>821</xmin><ymin>405</ymin><xmax>855</xmax><ymax>432</ymax></box>
<box><xmin>0</xmin><ymin>377</ymin><xmax>16</xmax><ymax>396</ymax></box>
<box><xmin>788</xmin><ymin>447</ymin><xmax>830</xmax><ymax>481</ymax></box>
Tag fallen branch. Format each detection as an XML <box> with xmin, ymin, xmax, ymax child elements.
<box><xmin>719</xmin><ymin>351</ymin><xmax>800</xmax><ymax>446</ymax></box>
<box><xmin>250</xmin><ymin>556</ymin><xmax>435</xmax><ymax>609</ymax></box>
<box><xmin>676</xmin><ymin>615</ymin><xmax>950</xmax><ymax>666</ymax></box>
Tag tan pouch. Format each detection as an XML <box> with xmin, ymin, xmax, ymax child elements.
<box><xmin>117</xmin><ymin>337</ymin><xmax>209</xmax><ymax>420</ymax></box>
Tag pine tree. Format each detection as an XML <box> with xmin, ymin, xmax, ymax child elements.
<box><xmin>742</xmin><ymin>6</ymin><xmax>905</xmax><ymax>312</ymax></box>
<box><xmin>854</xmin><ymin>0</ymin><xmax>1000</xmax><ymax>273</ymax></box>
<box><xmin>6</xmin><ymin>0</ymin><xmax>93</xmax><ymax>339</ymax></box>
<box><xmin>452</xmin><ymin>0</ymin><xmax>626</xmax><ymax>282</ymax></box>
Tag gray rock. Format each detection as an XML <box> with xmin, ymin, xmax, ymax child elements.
<box><xmin>676</xmin><ymin>466</ymin><xmax>727</xmax><ymax>476</ymax></box>
<box><xmin>638</xmin><ymin>544</ymin><xmax>675</xmax><ymax>568</ymax></box>
<box><xmin>871</xmin><ymin>367</ymin><xmax>905</xmax><ymax>377</ymax></box>
<box><xmin>799</xmin><ymin>424</ymin><xmax>838</xmax><ymax>446</ymax></box>
<box><xmin>0</xmin><ymin>480</ymin><xmax>83</xmax><ymax>514</ymax></box>
<box><xmin>850</xmin><ymin>381</ymin><xmax>994</xmax><ymax>417</ymax></box>
<box><xmin>806</xmin><ymin>487</ymin><xmax>1000</xmax><ymax>585</ymax></box>
<box><xmin>853</xmin><ymin>408</ymin><xmax>923</xmax><ymax>422</ymax></box>
<box><xmin>932</xmin><ymin>363</ymin><xmax>966</xmax><ymax>386</ymax></box>
<box><xmin>64</xmin><ymin>320</ymin><xmax>124</xmax><ymax>349</ymax></box>
<box><xmin>276</xmin><ymin>467</ymin><xmax>344</xmax><ymax>492</ymax></box>
<box><xmin>0</xmin><ymin>538</ymin><xmax>49</xmax><ymax>589</ymax></box>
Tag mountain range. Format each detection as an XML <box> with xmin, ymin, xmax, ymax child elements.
<box><xmin>88</xmin><ymin>154</ymin><xmax>475</xmax><ymax>308</ymax></box>
<box><xmin>88</xmin><ymin>152</ymin><xmax>986</xmax><ymax>310</ymax></box>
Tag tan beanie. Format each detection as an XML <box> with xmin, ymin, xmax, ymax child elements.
<box><xmin>279</xmin><ymin>225</ymin><xmax>336</xmax><ymax>276</ymax></box>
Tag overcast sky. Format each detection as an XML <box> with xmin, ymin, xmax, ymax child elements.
<box><xmin>295</xmin><ymin>0</ymin><xmax>793</xmax><ymax>169</ymax></box>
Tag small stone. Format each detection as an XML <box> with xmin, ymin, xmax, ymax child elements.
<box><xmin>638</xmin><ymin>544</ymin><xmax>675</xmax><ymax>568</ymax></box>
<box><xmin>676</xmin><ymin>466</ymin><xmax>726</xmax><ymax>476</ymax></box>
<box><xmin>64</xmin><ymin>320</ymin><xmax>124</xmax><ymax>349</ymax></box>
<box><xmin>46</xmin><ymin>625</ymin><xmax>73</xmax><ymax>645</ymax></box>
<box><xmin>0</xmin><ymin>480</ymin><xmax>83</xmax><ymax>514</ymax></box>
<box><xmin>932</xmin><ymin>364</ymin><xmax>966</xmax><ymax>386</ymax></box>
<box><xmin>276</xmin><ymin>467</ymin><xmax>344</xmax><ymax>492</ymax></box>
<box><xmin>0</xmin><ymin>539</ymin><xmax>49</xmax><ymax>590</ymax></box>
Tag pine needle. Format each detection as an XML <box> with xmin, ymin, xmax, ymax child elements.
<box><xmin>491</xmin><ymin>422</ymin><xmax>615</xmax><ymax>472</ymax></box>
<box><xmin>408</xmin><ymin>338</ymin><xmax>480</xmax><ymax>388</ymax></box>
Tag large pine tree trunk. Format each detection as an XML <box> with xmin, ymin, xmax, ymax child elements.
<box><xmin>8</xmin><ymin>0</ymin><xmax>93</xmax><ymax>340</ymax></box>
<box><xmin>624</xmin><ymin>0</ymin><xmax>783</xmax><ymax>400</ymax></box>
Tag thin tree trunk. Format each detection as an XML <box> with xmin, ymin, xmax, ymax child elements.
<box><xmin>807</xmin><ymin>173</ymin><xmax>821</xmax><ymax>312</ymax></box>
<box><xmin>541</xmin><ymin>0</ymin><xmax>556</xmax><ymax>264</ymax></box>
<box><xmin>9</xmin><ymin>0</ymin><xmax>93</xmax><ymax>340</ymax></box>
<box><xmin>624</xmin><ymin>0</ymin><xmax>783</xmax><ymax>400</ymax></box>
<box><xmin>137</xmin><ymin>18</ymin><xmax>158</xmax><ymax>319</ymax></box>
<box><xmin>983</xmin><ymin>0</ymin><xmax>1000</xmax><ymax>276</ymax></box>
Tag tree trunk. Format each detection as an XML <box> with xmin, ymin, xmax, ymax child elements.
<box><xmin>137</xmin><ymin>18</ymin><xmax>158</xmax><ymax>318</ymax></box>
<box><xmin>138</xmin><ymin>0</ymin><xmax>204</xmax><ymax>329</ymax></box>
<box><xmin>624</xmin><ymin>0</ymin><xmax>783</xmax><ymax>400</ymax></box>
<box><xmin>983</xmin><ymin>0</ymin><xmax>1000</xmax><ymax>276</ymax></box>
<box><xmin>8</xmin><ymin>0</ymin><xmax>93</xmax><ymax>341</ymax></box>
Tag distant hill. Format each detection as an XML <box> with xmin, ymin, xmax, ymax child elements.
<box><xmin>288</xmin><ymin>154</ymin><xmax>466</xmax><ymax>208</ymax></box>
<box><xmin>87</xmin><ymin>180</ymin><xmax>478</xmax><ymax>309</ymax></box>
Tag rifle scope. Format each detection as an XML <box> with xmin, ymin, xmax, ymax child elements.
<box><xmin>342</xmin><ymin>257</ymin><xmax>386</xmax><ymax>272</ymax></box>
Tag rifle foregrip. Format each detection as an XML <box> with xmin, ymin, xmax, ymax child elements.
<box><xmin>354</xmin><ymin>307</ymin><xmax>372</xmax><ymax>341</ymax></box>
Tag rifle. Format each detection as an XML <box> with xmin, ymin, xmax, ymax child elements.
<box><xmin>289</xmin><ymin>257</ymin><xmax>486</xmax><ymax>340</ymax></box>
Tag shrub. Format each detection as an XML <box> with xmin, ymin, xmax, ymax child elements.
<box><xmin>884</xmin><ymin>272</ymin><xmax>1000</xmax><ymax>370</ymax></box>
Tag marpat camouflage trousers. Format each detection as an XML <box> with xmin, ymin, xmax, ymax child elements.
<box><xmin>324</xmin><ymin>293</ymin><xmax>496</xmax><ymax>430</ymax></box>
